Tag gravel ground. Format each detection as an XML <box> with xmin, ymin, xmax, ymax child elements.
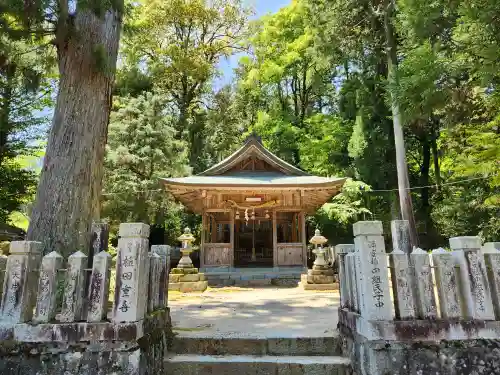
<box><xmin>169</xmin><ymin>286</ymin><xmax>340</xmax><ymax>338</ymax></box>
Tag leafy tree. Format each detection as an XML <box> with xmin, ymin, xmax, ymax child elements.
<box><xmin>312</xmin><ymin>179</ymin><xmax>372</xmax><ymax>243</ymax></box>
<box><xmin>430</xmin><ymin>121</ymin><xmax>500</xmax><ymax>241</ymax></box>
<box><xmin>1</xmin><ymin>0</ymin><xmax>126</xmax><ymax>256</ymax></box>
<box><xmin>297</xmin><ymin>114</ymin><xmax>352</xmax><ymax>176</ymax></box>
<box><xmin>103</xmin><ymin>92</ymin><xmax>190</xmax><ymax>243</ymax></box>
<box><xmin>0</xmin><ymin>35</ymin><xmax>52</xmax><ymax>225</ymax></box>
<box><xmin>122</xmin><ymin>0</ymin><xmax>250</xmax><ymax>165</ymax></box>
<box><xmin>188</xmin><ymin>86</ymin><xmax>244</xmax><ymax>173</ymax></box>
<box><xmin>238</xmin><ymin>1</ymin><xmax>340</xmax><ymax>164</ymax></box>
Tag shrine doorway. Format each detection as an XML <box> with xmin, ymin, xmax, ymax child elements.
<box><xmin>234</xmin><ymin>211</ymin><xmax>273</xmax><ymax>267</ymax></box>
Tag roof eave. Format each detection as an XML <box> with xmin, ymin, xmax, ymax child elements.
<box><xmin>160</xmin><ymin>177</ymin><xmax>347</xmax><ymax>190</ymax></box>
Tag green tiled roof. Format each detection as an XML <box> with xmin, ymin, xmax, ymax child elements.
<box><xmin>162</xmin><ymin>171</ymin><xmax>344</xmax><ymax>187</ymax></box>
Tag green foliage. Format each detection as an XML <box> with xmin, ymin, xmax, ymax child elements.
<box><xmin>0</xmin><ymin>33</ymin><xmax>52</xmax><ymax>226</ymax></box>
<box><xmin>1</xmin><ymin>0</ymin><xmax>497</xmax><ymax>249</ymax></box>
<box><xmin>311</xmin><ymin>179</ymin><xmax>372</xmax><ymax>243</ymax></box>
<box><xmin>431</xmin><ymin>122</ymin><xmax>500</xmax><ymax>241</ymax></box>
<box><xmin>189</xmin><ymin>86</ymin><xmax>244</xmax><ymax>173</ymax></box>
<box><xmin>0</xmin><ymin>160</ymin><xmax>37</xmax><ymax>223</ymax></box>
<box><xmin>103</xmin><ymin>92</ymin><xmax>190</xmax><ymax>231</ymax></box>
<box><xmin>320</xmin><ymin>179</ymin><xmax>372</xmax><ymax>224</ymax></box>
<box><xmin>122</xmin><ymin>0</ymin><xmax>250</xmax><ymax>129</ymax></box>
<box><xmin>299</xmin><ymin>114</ymin><xmax>352</xmax><ymax>176</ymax></box>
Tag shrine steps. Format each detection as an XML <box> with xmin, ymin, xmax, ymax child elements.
<box><xmin>170</xmin><ymin>336</ymin><xmax>343</xmax><ymax>356</ymax></box>
<box><xmin>165</xmin><ymin>354</ymin><xmax>351</xmax><ymax>375</ymax></box>
<box><xmin>165</xmin><ymin>336</ymin><xmax>352</xmax><ymax>375</ymax></box>
<box><xmin>202</xmin><ymin>267</ymin><xmax>305</xmax><ymax>287</ymax></box>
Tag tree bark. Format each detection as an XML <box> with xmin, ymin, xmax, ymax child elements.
<box><xmin>0</xmin><ymin>63</ymin><xmax>15</xmax><ymax>164</ymax></box>
<box><xmin>383</xmin><ymin>0</ymin><xmax>419</xmax><ymax>247</ymax></box>
<box><xmin>430</xmin><ymin>118</ymin><xmax>441</xmax><ymax>189</ymax></box>
<box><xmin>420</xmin><ymin>134</ymin><xmax>431</xmax><ymax>209</ymax></box>
<box><xmin>27</xmin><ymin>8</ymin><xmax>123</xmax><ymax>257</ymax></box>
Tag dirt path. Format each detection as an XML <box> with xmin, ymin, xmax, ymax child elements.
<box><xmin>168</xmin><ymin>287</ymin><xmax>340</xmax><ymax>338</ymax></box>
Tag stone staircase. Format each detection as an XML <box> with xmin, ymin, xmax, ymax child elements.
<box><xmin>165</xmin><ymin>335</ymin><xmax>352</xmax><ymax>374</ymax></box>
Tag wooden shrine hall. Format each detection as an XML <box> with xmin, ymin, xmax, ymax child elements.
<box><xmin>162</xmin><ymin>135</ymin><xmax>345</xmax><ymax>271</ymax></box>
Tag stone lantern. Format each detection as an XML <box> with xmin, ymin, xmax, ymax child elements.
<box><xmin>310</xmin><ymin>229</ymin><xmax>328</xmax><ymax>267</ymax></box>
<box><xmin>177</xmin><ymin>227</ymin><xmax>195</xmax><ymax>269</ymax></box>
<box><xmin>300</xmin><ymin>229</ymin><xmax>338</xmax><ymax>290</ymax></box>
<box><xmin>168</xmin><ymin>227</ymin><xmax>208</xmax><ymax>293</ymax></box>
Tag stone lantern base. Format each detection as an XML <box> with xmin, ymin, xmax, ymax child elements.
<box><xmin>300</xmin><ymin>265</ymin><xmax>339</xmax><ymax>291</ymax></box>
<box><xmin>169</xmin><ymin>267</ymin><xmax>208</xmax><ymax>293</ymax></box>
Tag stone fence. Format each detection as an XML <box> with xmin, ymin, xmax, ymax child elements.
<box><xmin>0</xmin><ymin>223</ymin><xmax>172</xmax><ymax>375</ymax></box>
<box><xmin>337</xmin><ymin>220</ymin><xmax>500</xmax><ymax>375</ymax></box>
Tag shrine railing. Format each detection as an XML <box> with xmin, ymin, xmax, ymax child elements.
<box><xmin>0</xmin><ymin>223</ymin><xmax>170</xmax><ymax>337</ymax></box>
<box><xmin>337</xmin><ymin>220</ymin><xmax>500</xmax><ymax>341</ymax></box>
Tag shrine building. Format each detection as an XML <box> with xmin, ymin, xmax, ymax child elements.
<box><xmin>161</xmin><ymin>135</ymin><xmax>345</xmax><ymax>274</ymax></box>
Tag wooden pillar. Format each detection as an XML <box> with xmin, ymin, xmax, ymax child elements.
<box><xmin>273</xmin><ymin>209</ymin><xmax>278</xmax><ymax>268</ymax></box>
<box><xmin>211</xmin><ymin>215</ymin><xmax>217</xmax><ymax>242</ymax></box>
<box><xmin>301</xmin><ymin>211</ymin><xmax>307</xmax><ymax>268</ymax></box>
<box><xmin>230</xmin><ymin>210</ymin><xmax>235</xmax><ymax>269</ymax></box>
<box><xmin>200</xmin><ymin>212</ymin><xmax>205</xmax><ymax>269</ymax></box>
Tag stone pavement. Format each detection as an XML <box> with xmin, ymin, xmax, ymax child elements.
<box><xmin>166</xmin><ymin>287</ymin><xmax>349</xmax><ymax>374</ymax></box>
<box><xmin>169</xmin><ymin>286</ymin><xmax>340</xmax><ymax>338</ymax></box>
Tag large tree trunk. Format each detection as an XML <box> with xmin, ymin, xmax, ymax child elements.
<box><xmin>383</xmin><ymin>0</ymin><xmax>419</xmax><ymax>247</ymax></box>
<box><xmin>0</xmin><ymin>63</ymin><xmax>14</xmax><ymax>165</ymax></box>
<box><xmin>430</xmin><ymin>118</ymin><xmax>441</xmax><ymax>189</ymax></box>
<box><xmin>27</xmin><ymin>9</ymin><xmax>123</xmax><ymax>257</ymax></box>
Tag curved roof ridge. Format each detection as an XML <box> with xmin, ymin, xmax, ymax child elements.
<box><xmin>198</xmin><ymin>135</ymin><xmax>310</xmax><ymax>176</ymax></box>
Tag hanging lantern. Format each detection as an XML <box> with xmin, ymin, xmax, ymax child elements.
<box><xmin>251</xmin><ymin>210</ymin><xmax>255</xmax><ymax>220</ymax></box>
<box><xmin>265</xmin><ymin>210</ymin><xmax>270</xmax><ymax>219</ymax></box>
<box><xmin>235</xmin><ymin>210</ymin><xmax>240</xmax><ymax>220</ymax></box>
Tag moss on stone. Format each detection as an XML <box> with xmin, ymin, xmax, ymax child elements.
<box><xmin>171</xmin><ymin>268</ymin><xmax>199</xmax><ymax>275</ymax></box>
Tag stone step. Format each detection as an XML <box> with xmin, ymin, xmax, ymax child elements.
<box><xmin>170</xmin><ymin>336</ymin><xmax>342</xmax><ymax>356</ymax></box>
<box><xmin>165</xmin><ymin>354</ymin><xmax>352</xmax><ymax>375</ymax></box>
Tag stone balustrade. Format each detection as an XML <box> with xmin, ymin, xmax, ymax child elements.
<box><xmin>338</xmin><ymin>220</ymin><xmax>500</xmax><ymax>375</ymax></box>
<box><xmin>338</xmin><ymin>220</ymin><xmax>500</xmax><ymax>324</ymax></box>
<box><xmin>0</xmin><ymin>222</ymin><xmax>170</xmax><ymax>326</ymax></box>
<box><xmin>0</xmin><ymin>222</ymin><xmax>172</xmax><ymax>375</ymax></box>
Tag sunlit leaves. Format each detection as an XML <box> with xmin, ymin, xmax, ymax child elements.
<box><xmin>103</xmin><ymin>92</ymin><xmax>190</xmax><ymax>225</ymax></box>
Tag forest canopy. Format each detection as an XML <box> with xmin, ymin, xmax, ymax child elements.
<box><xmin>1</xmin><ymin>0</ymin><xmax>498</xmax><ymax>250</ymax></box>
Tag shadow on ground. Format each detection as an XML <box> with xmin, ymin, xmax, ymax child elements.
<box><xmin>169</xmin><ymin>287</ymin><xmax>340</xmax><ymax>338</ymax></box>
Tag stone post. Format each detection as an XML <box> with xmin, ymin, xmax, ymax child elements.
<box><xmin>88</xmin><ymin>222</ymin><xmax>109</xmax><ymax>268</ymax></box>
<box><xmin>34</xmin><ymin>251</ymin><xmax>63</xmax><ymax>323</ymax></box>
<box><xmin>391</xmin><ymin>220</ymin><xmax>412</xmax><ymax>254</ymax></box>
<box><xmin>483</xmin><ymin>242</ymin><xmax>500</xmax><ymax>319</ymax></box>
<box><xmin>61</xmin><ymin>251</ymin><xmax>88</xmax><ymax>322</ymax></box>
<box><xmin>336</xmin><ymin>244</ymin><xmax>354</xmax><ymax>309</ymax></box>
<box><xmin>353</xmin><ymin>237</ymin><xmax>364</xmax><ymax>314</ymax></box>
<box><xmin>411</xmin><ymin>248</ymin><xmax>437</xmax><ymax>319</ymax></box>
<box><xmin>0</xmin><ymin>241</ymin><xmax>42</xmax><ymax>323</ymax></box>
<box><xmin>343</xmin><ymin>252</ymin><xmax>352</xmax><ymax>309</ymax></box>
<box><xmin>390</xmin><ymin>221</ymin><xmax>416</xmax><ymax>319</ymax></box>
<box><xmin>354</xmin><ymin>221</ymin><xmax>392</xmax><ymax>320</ymax></box>
<box><xmin>431</xmin><ymin>248</ymin><xmax>461</xmax><ymax>319</ymax></box>
<box><xmin>450</xmin><ymin>236</ymin><xmax>495</xmax><ymax>320</ymax></box>
<box><xmin>346</xmin><ymin>251</ymin><xmax>358</xmax><ymax>312</ymax></box>
<box><xmin>151</xmin><ymin>245</ymin><xmax>171</xmax><ymax>307</ymax></box>
<box><xmin>90</xmin><ymin>222</ymin><xmax>109</xmax><ymax>254</ymax></box>
<box><xmin>0</xmin><ymin>254</ymin><xmax>7</xmax><ymax>304</ymax></box>
<box><xmin>148</xmin><ymin>252</ymin><xmax>161</xmax><ymax>312</ymax></box>
<box><xmin>388</xmin><ymin>248</ymin><xmax>416</xmax><ymax>319</ymax></box>
<box><xmin>113</xmin><ymin>223</ymin><xmax>150</xmax><ymax>323</ymax></box>
<box><xmin>87</xmin><ymin>251</ymin><xmax>112</xmax><ymax>322</ymax></box>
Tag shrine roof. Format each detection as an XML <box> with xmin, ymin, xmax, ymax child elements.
<box><xmin>160</xmin><ymin>135</ymin><xmax>346</xmax><ymax>212</ymax></box>
<box><xmin>161</xmin><ymin>171</ymin><xmax>345</xmax><ymax>188</ymax></box>
<box><xmin>198</xmin><ymin>134</ymin><xmax>309</xmax><ymax>176</ymax></box>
